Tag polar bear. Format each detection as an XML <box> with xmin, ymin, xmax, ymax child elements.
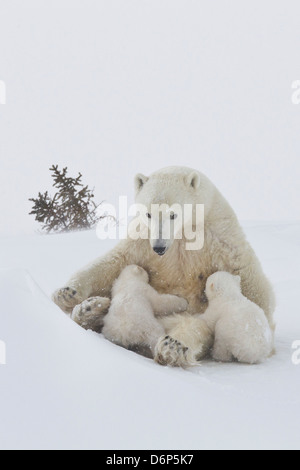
<box><xmin>200</xmin><ymin>272</ymin><xmax>273</xmax><ymax>364</ymax></box>
<box><xmin>52</xmin><ymin>166</ymin><xmax>276</xmax><ymax>367</ymax></box>
<box><xmin>102</xmin><ymin>265</ymin><xmax>188</xmax><ymax>356</ymax></box>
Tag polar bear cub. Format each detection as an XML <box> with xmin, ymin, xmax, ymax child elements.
<box><xmin>202</xmin><ymin>272</ymin><xmax>273</xmax><ymax>364</ymax></box>
<box><xmin>102</xmin><ymin>265</ymin><xmax>188</xmax><ymax>356</ymax></box>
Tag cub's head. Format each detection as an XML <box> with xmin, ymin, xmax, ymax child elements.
<box><xmin>134</xmin><ymin>166</ymin><xmax>206</xmax><ymax>256</ymax></box>
<box><xmin>206</xmin><ymin>272</ymin><xmax>241</xmax><ymax>300</ymax></box>
<box><xmin>118</xmin><ymin>265</ymin><xmax>149</xmax><ymax>284</ymax></box>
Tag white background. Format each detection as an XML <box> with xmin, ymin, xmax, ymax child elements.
<box><xmin>0</xmin><ymin>0</ymin><xmax>300</xmax><ymax>235</ymax></box>
<box><xmin>1</xmin><ymin>1</ymin><xmax>300</xmax><ymax>450</ymax></box>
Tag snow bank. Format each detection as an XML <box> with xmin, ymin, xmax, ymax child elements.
<box><xmin>0</xmin><ymin>223</ymin><xmax>299</xmax><ymax>449</ymax></box>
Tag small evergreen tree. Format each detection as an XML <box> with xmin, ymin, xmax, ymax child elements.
<box><xmin>29</xmin><ymin>165</ymin><xmax>104</xmax><ymax>233</ymax></box>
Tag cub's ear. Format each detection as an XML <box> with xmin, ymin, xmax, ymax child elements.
<box><xmin>210</xmin><ymin>282</ymin><xmax>215</xmax><ymax>291</ymax></box>
<box><xmin>186</xmin><ymin>171</ymin><xmax>201</xmax><ymax>189</ymax></box>
<box><xmin>135</xmin><ymin>173</ymin><xmax>149</xmax><ymax>194</ymax></box>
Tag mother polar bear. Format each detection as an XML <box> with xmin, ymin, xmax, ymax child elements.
<box><xmin>53</xmin><ymin>166</ymin><xmax>276</xmax><ymax>367</ymax></box>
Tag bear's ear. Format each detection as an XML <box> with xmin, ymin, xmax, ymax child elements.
<box><xmin>186</xmin><ymin>171</ymin><xmax>201</xmax><ymax>189</ymax></box>
<box><xmin>210</xmin><ymin>282</ymin><xmax>215</xmax><ymax>291</ymax></box>
<box><xmin>135</xmin><ymin>173</ymin><xmax>149</xmax><ymax>194</ymax></box>
<box><xmin>235</xmin><ymin>275</ymin><xmax>241</xmax><ymax>286</ymax></box>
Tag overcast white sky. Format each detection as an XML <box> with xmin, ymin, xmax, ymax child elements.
<box><xmin>0</xmin><ymin>0</ymin><xmax>300</xmax><ymax>235</ymax></box>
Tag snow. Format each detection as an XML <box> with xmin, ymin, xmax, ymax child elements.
<box><xmin>0</xmin><ymin>222</ymin><xmax>300</xmax><ymax>450</ymax></box>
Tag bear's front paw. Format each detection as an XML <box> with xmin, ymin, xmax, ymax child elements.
<box><xmin>154</xmin><ymin>335</ymin><xmax>197</xmax><ymax>368</ymax></box>
<box><xmin>71</xmin><ymin>297</ymin><xmax>111</xmax><ymax>332</ymax></box>
<box><xmin>52</xmin><ymin>287</ymin><xmax>83</xmax><ymax>314</ymax></box>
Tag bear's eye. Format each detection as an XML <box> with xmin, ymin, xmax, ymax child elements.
<box><xmin>146</xmin><ymin>213</ymin><xmax>152</xmax><ymax>219</ymax></box>
<box><xmin>170</xmin><ymin>212</ymin><xmax>177</xmax><ymax>220</ymax></box>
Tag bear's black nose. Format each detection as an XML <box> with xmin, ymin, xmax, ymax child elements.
<box><xmin>153</xmin><ymin>246</ymin><xmax>167</xmax><ymax>256</ymax></box>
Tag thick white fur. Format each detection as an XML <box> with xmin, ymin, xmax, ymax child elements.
<box><xmin>102</xmin><ymin>265</ymin><xmax>188</xmax><ymax>355</ymax></box>
<box><xmin>201</xmin><ymin>272</ymin><xmax>273</xmax><ymax>364</ymax></box>
<box><xmin>53</xmin><ymin>166</ymin><xmax>276</xmax><ymax>367</ymax></box>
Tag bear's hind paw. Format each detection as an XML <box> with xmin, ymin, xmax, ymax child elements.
<box><xmin>71</xmin><ymin>297</ymin><xmax>111</xmax><ymax>332</ymax></box>
<box><xmin>52</xmin><ymin>287</ymin><xmax>83</xmax><ymax>314</ymax></box>
<box><xmin>154</xmin><ymin>335</ymin><xmax>197</xmax><ymax>368</ymax></box>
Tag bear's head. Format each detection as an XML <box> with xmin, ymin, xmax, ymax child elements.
<box><xmin>133</xmin><ymin>166</ymin><xmax>213</xmax><ymax>256</ymax></box>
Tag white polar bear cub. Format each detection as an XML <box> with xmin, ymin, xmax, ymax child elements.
<box><xmin>102</xmin><ymin>265</ymin><xmax>188</xmax><ymax>356</ymax></box>
<box><xmin>202</xmin><ymin>272</ymin><xmax>273</xmax><ymax>364</ymax></box>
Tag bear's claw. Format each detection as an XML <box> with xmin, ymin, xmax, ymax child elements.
<box><xmin>52</xmin><ymin>287</ymin><xmax>83</xmax><ymax>314</ymax></box>
<box><xmin>154</xmin><ymin>335</ymin><xmax>196</xmax><ymax>368</ymax></box>
<box><xmin>71</xmin><ymin>297</ymin><xmax>111</xmax><ymax>332</ymax></box>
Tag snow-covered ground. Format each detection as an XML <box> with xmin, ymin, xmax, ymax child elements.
<box><xmin>0</xmin><ymin>222</ymin><xmax>300</xmax><ymax>450</ymax></box>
